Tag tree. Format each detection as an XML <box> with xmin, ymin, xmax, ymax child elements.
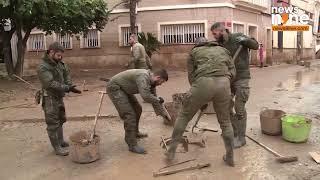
<box><xmin>0</xmin><ymin>0</ymin><xmax>110</xmax><ymax>77</ymax></box>
<box><xmin>129</xmin><ymin>0</ymin><xmax>138</xmax><ymax>34</ymax></box>
<box><xmin>138</xmin><ymin>32</ymin><xmax>161</xmax><ymax>58</ymax></box>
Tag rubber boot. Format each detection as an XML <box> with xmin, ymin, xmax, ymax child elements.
<box><xmin>230</xmin><ymin>113</ymin><xmax>242</xmax><ymax>147</ymax></box>
<box><xmin>129</xmin><ymin>145</ymin><xmax>147</xmax><ymax>154</ymax></box>
<box><xmin>234</xmin><ymin>119</ymin><xmax>247</xmax><ymax>149</ymax></box>
<box><xmin>165</xmin><ymin>141</ymin><xmax>178</xmax><ymax>162</ymax></box>
<box><xmin>58</xmin><ymin>126</ymin><xmax>69</xmax><ymax>147</ymax></box>
<box><xmin>48</xmin><ymin>131</ymin><xmax>69</xmax><ymax>156</ymax></box>
<box><xmin>222</xmin><ymin>135</ymin><xmax>235</xmax><ymax>167</ymax></box>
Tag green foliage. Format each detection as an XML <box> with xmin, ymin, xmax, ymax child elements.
<box><xmin>0</xmin><ymin>0</ymin><xmax>110</xmax><ymax>76</ymax></box>
<box><xmin>0</xmin><ymin>0</ymin><xmax>110</xmax><ymax>34</ymax></box>
<box><xmin>138</xmin><ymin>32</ymin><xmax>161</xmax><ymax>58</ymax></box>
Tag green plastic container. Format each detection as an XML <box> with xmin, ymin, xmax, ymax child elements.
<box><xmin>281</xmin><ymin>115</ymin><xmax>312</xmax><ymax>143</ymax></box>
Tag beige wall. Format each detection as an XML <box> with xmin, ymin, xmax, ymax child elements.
<box><xmin>24</xmin><ymin>5</ymin><xmax>272</xmax><ymax>74</ymax></box>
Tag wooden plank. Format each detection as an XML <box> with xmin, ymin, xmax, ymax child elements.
<box><xmin>309</xmin><ymin>152</ymin><xmax>320</xmax><ymax>164</ymax></box>
<box><xmin>153</xmin><ymin>163</ymin><xmax>210</xmax><ymax>177</ymax></box>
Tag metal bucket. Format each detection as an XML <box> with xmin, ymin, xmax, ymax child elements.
<box><xmin>69</xmin><ymin>131</ymin><xmax>100</xmax><ymax>164</ymax></box>
<box><xmin>260</xmin><ymin>108</ymin><xmax>286</xmax><ymax>136</ymax></box>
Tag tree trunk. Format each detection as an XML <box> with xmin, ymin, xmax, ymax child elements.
<box><xmin>2</xmin><ymin>31</ymin><xmax>14</xmax><ymax>77</ymax></box>
<box><xmin>14</xmin><ymin>26</ymin><xmax>31</xmax><ymax>76</ymax></box>
<box><xmin>129</xmin><ymin>0</ymin><xmax>137</xmax><ymax>34</ymax></box>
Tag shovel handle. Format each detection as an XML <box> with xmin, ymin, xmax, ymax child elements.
<box><xmin>162</xmin><ymin>104</ymin><xmax>172</xmax><ymax>122</ymax></box>
<box><xmin>232</xmin><ymin>45</ymin><xmax>243</xmax><ymax>63</ymax></box>
<box><xmin>90</xmin><ymin>92</ymin><xmax>105</xmax><ymax>141</ymax></box>
<box><xmin>192</xmin><ymin>110</ymin><xmax>204</xmax><ymax>133</ymax></box>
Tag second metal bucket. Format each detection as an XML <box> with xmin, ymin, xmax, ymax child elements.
<box><xmin>260</xmin><ymin>108</ymin><xmax>286</xmax><ymax>136</ymax></box>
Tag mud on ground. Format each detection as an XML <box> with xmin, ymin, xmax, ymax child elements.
<box><xmin>1</xmin><ymin>64</ymin><xmax>320</xmax><ymax>179</ymax></box>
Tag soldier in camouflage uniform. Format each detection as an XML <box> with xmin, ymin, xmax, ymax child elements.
<box><xmin>165</xmin><ymin>41</ymin><xmax>236</xmax><ymax>167</ymax></box>
<box><xmin>38</xmin><ymin>42</ymin><xmax>81</xmax><ymax>156</ymax></box>
<box><xmin>211</xmin><ymin>23</ymin><xmax>259</xmax><ymax>148</ymax></box>
<box><xmin>107</xmin><ymin>69</ymin><xmax>169</xmax><ymax>154</ymax></box>
<box><xmin>127</xmin><ymin>34</ymin><xmax>152</xmax><ymax>69</ymax></box>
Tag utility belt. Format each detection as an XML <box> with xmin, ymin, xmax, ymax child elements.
<box><xmin>35</xmin><ymin>89</ymin><xmax>63</xmax><ymax>104</ymax></box>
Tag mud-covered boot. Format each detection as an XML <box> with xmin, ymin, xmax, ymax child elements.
<box><xmin>165</xmin><ymin>142</ymin><xmax>178</xmax><ymax>162</ymax></box>
<box><xmin>129</xmin><ymin>145</ymin><xmax>146</xmax><ymax>154</ymax></box>
<box><xmin>136</xmin><ymin>132</ymin><xmax>148</xmax><ymax>139</ymax></box>
<box><xmin>58</xmin><ymin>126</ymin><xmax>69</xmax><ymax>147</ymax></box>
<box><xmin>222</xmin><ymin>136</ymin><xmax>235</xmax><ymax>167</ymax></box>
<box><xmin>48</xmin><ymin>131</ymin><xmax>69</xmax><ymax>156</ymax></box>
<box><xmin>234</xmin><ymin>119</ymin><xmax>247</xmax><ymax>148</ymax></box>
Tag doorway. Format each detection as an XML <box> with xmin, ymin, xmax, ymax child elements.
<box><xmin>248</xmin><ymin>25</ymin><xmax>258</xmax><ymax>65</ymax></box>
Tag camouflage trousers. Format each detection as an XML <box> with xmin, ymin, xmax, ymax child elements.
<box><xmin>106</xmin><ymin>82</ymin><xmax>142</xmax><ymax>147</ymax></box>
<box><xmin>230</xmin><ymin>79</ymin><xmax>250</xmax><ymax>137</ymax></box>
<box><xmin>171</xmin><ymin>76</ymin><xmax>234</xmax><ymax>144</ymax></box>
<box><xmin>42</xmin><ymin>96</ymin><xmax>66</xmax><ymax>134</ymax></box>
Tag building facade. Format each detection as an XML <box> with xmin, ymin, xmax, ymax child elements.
<box><xmin>23</xmin><ymin>0</ymin><xmax>275</xmax><ymax>75</ymax></box>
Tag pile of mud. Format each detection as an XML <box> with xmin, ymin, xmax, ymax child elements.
<box><xmin>69</xmin><ymin>131</ymin><xmax>99</xmax><ymax>146</ymax></box>
<box><xmin>69</xmin><ymin>131</ymin><xmax>101</xmax><ymax>163</ymax></box>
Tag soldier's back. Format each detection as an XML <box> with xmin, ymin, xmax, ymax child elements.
<box><xmin>110</xmin><ymin>69</ymin><xmax>149</xmax><ymax>94</ymax></box>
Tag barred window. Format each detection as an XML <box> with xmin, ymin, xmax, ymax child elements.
<box><xmin>160</xmin><ymin>23</ymin><xmax>205</xmax><ymax>44</ymax></box>
<box><xmin>81</xmin><ymin>29</ymin><xmax>100</xmax><ymax>48</ymax></box>
<box><xmin>120</xmin><ymin>26</ymin><xmax>139</xmax><ymax>46</ymax></box>
<box><xmin>233</xmin><ymin>23</ymin><xmax>245</xmax><ymax>34</ymax></box>
<box><xmin>28</xmin><ymin>33</ymin><xmax>46</xmax><ymax>51</ymax></box>
<box><xmin>56</xmin><ymin>33</ymin><xmax>72</xmax><ymax>49</ymax></box>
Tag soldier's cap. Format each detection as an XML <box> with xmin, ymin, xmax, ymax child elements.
<box><xmin>211</xmin><ymin>22</ymin><xmax>225</xmax><ymax>30</ymax></box>
<box><xmin>195</xmin><ymin>37</ymin><xmax>208</xmax><ymax>45</ymax></box>
<box><xmin>48</xmin><ymin>42</ymin><xmax>64</xmax><ymax>52</ymax></box>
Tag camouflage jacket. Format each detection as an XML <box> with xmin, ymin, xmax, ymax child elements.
<box><xmin>37</xmin><ymin>54</ymin><xmax>72</xmax><ymax>98</ymax></box>
<box><xmin>223</xmin><ymin>33</ymin><xmax>259</xmax><ymax>80</ymax></box>
<box><xmin>128</xmin><ymin>42</ymin><xmax>148</xmax><ymax>69</ymax></box>
<box><xmin>109</xmin><ymin>69</ymin><xmax>165</xmax><ymax>116</ymax></box>
<box><xmin>187</xmin><ymin>41</ymin><xmax>236</xmax><ymax>84</ymax></box>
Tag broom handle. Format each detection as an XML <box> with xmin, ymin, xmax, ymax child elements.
<box><xmin>13</xmin><ymin>74</ymin><xmax>38</xmax><ymax>90</ymax></box>
<box><xmin>246</xmin><ymin>135</ymin><xmax>282</xmax><ymax>157</ymax></box>
<box><xmin>90</xmin><ymin>92</ymin><xmax>105</xmax><ymax>141</ymax></box>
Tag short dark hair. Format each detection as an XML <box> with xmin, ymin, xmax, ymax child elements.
<box><xmin>47</xmin><ymin>42</ymin><xmax>64</xmax><ymax>54</ymax></box>
<box><xmin>195</xmin><ymin>37</ymin><xmax>208</xmax><ymax>45</ymax></box>
<box><xmin>153</xmin><ymin>69</ymin><xmax>168</xmax><ymax>81</ymax></box>
<box><xmin>210</xmin><ymin>22</ymin><xmax>225</xmax><ymax>31</ymax></box>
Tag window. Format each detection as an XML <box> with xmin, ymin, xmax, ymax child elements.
<box><xmin>55</xmin><ymin>33</ymin><xmax>72</xmax><ymax>49</ymax></box>
<box><xmin>28</xmin><ymin>33</ymin><xmax>46</xmax><ymax>51</ymax></box>
<box><xmin>233</xmin><ymin>23</ymin><xmax>245</xmax><ymax>34</ymax></box>
<box><xmin>119</xmin><ymin>26</ymin><xmax>139</xmax><ymax>46</ymax></box>
<box><xmin>160</xmin><ymin>23</ymin><xmax>205</xmax><ymax>44</ymax></box>
<box><xmin>81</xmin><ymin>29</ymin><xmax>100</xmax><ymax>48</ymax></box>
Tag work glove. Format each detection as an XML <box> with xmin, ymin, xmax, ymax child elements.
<box><xmin>200</xmin><ymin>104</ymin><xmax>208</xmax><ymax>111</ymax></box>
<box><xmin>158</xmin><ymin>97</ymin><xmax>164</xmax><ymax>104</ymax></box>
<box><xmin>69</xmin><ymin>85</ymin><xmax>82</xmax><ymax>94</ymax></box>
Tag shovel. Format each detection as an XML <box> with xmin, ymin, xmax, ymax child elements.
<box><xmin>246</xmin><ymin>135</ymin><xmax>298</xmax><ymax>163</ymax></box>
<box><xmin>90</xmin><ymin>91</ymin><xmax>106</xmax><ymax>141</ymax></box>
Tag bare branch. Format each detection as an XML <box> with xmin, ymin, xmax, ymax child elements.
<box><xmin>109</xmin><ymin>15</ymin><xmax>126</xmax><ymax>22</ymax></box>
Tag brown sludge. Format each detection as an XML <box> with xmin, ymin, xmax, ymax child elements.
<box><xmin>69</xmin><ymin>131</ymin><xmax>99</xmax><ymax>146</ymax></box>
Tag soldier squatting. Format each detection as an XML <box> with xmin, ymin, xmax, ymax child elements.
<box><xmin>37</xmin><ymin>22</ymin><xmax>258</xmax><ymax>167</ymax></box>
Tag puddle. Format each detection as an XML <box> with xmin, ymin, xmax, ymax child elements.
<box><xmin>277</xmin><ymin>65</ymin><xmax>320</xmax><ymax>91</ymax></box>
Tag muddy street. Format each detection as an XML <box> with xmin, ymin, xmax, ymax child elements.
<box><xmin>1</xmin><ymin>64</ymin><xmax>320</xmax><ymax>180</ymax></box>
